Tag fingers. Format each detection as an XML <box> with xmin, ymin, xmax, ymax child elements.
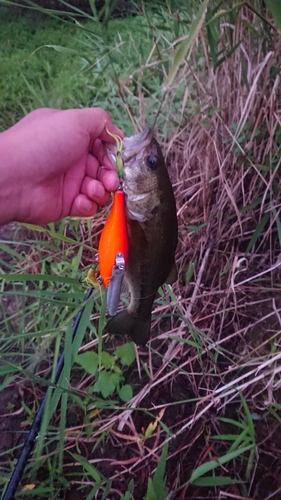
<box><xmin>71</xmin><ymin>167</ymin><xmax>118</xmax><ymax>218</ymax></box>
<box><xmin>91</xmin><ymin>139</ymin><xmax>116</xmax><ymax>170</ymax></box>
<box><xmin>71</xmin><ymin>167</ymin><xmax>119</xmax><ymax>218</ymax></box>
<box><xmin>70</xmin><ymin>194</ymin><xmax>98</xmax><ymax>217</ymax></box>
<box><xmin>81</xmin><ymin>176</ymin><xmax>108</xmax><ymax>205</ymax></box>
<box><xmin>85</xmin><ymin>152</ymin><xmax>100</xmax><ymax>177</ymax></box>
<box><xmin>76</xmin><ymin>108</ymin><xmax>124</xmax><ymax>145</ymax></box>
<box><xmin>98</xmin><ymin>167</ymin><xmax>120</xmax><ymax>192</ymax></box>
<box><xmin>86</xmin><ymin>152</ymin><xmax>119</xmax><ymax>191</ymax></box>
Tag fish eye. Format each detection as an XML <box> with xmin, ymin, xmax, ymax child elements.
<box><xmin>146</xmin><ymin>154</ymin><xmax>159</xmax><ymax>170</ymax></box>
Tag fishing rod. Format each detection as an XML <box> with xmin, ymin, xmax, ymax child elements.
<box><xmin>2</xmin><ymin>287</ymin><xmax>93</xmax><ymax>500</ymax></box>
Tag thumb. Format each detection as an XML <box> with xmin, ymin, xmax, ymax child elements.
<box><xmin>75</xmin><ymin>107</ymin><xmax>124</xmax><ymax>144</ymax></box>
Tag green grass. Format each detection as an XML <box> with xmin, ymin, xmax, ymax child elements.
<box><xmin>1</xmin><ymin>1</ymin><xmax>281</xmax><ymax>499</ymax></box>
<box><xmin>0</xmin><ymin>4</ymin><xmax>187</xmax><ymax>133</ymax></box>
<box><xmin>0</xmin><ymin>8</ymin><xmax>79</xmax><ymax>128</ymax></box>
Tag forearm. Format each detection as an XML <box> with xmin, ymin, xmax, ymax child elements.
<box><xmin>0</xmin><ymin>129</ymin><xmax>22</xmax><ymax>225</ymax></box>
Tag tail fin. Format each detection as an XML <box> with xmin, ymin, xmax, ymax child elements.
<box><xmin>103</xmin><ymin>310</ymin><xmax>151</xmax><ymax>346</ymax></box>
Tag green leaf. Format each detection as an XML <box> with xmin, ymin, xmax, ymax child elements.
<box><xmin>101</xmin><ymin>351</ymin><xmax>114</xmax><ymax>369</ymax></box>
<box><xmin>71</xmin><ymin>453</ymin><xmax>103</xmax><ymax>483</ymax></box>
<box><xmin>114</xmin><ymin>342</ymin><xmax>136</xmax><ymax>366</ymax></box>
<box><xmin>152</xmin><ymin>442</ymin><xmax>168</xmax><ymax>497</ymax></box>
<box><xmin>185</xmin><ymin>263</ymin><xmax>195</xmax><ymax>285</ymax></box>
<box><xmin>265</xmin><ymin>0</ymin><xmax>281</xmax><ymax>31</ymax></box>
<box><xmin>101</xmin><ymin>481</ymin><xmax>113</xmax><ymax>500</ymax></box>
<box><xmin>144</xmin><ymin>478</ymin><xmax>157</xmax><ymax>500</ymax></box>
<box><xmin>228</xmin><ymin>427</ymin><xmax>252</xmax><ymax>454</ymax></box>
<box><xmin>218</xmin><ymin>417</ymin><xmax>248</xmax><ymax>429</ymax></box>
<box><xmin>239</xmin><ymin>392</ymin><xmax>255</xmax><ymax>442</ymax></box>
<box><xmin>0</xmin><ymin>243</ymin><xmax>25</xmax><ymax>261</ymax></box>
<box><xmin>164</xmin><ymin>0</ymin><xmax>209</xmax><ymax>88</ymax></box>
<box><xmin>187</xmin><ymin>224</ymin><xmax>206</xmax><ymax>232</ymax></box>
<box><xmin>169</xmin><ymin>336</ymin><xmax>199</xmax><ymax>348</ymax></box>
<box><xmin>270</xmin><ymin>201</ymin><xmax>281</xmax><ymax>247</ymax></box>
<box><xmin>75</xmin><ymin>351</ymin><xmax>98</xmax><ymax>375</ymax></box>
<box><xmin>240</xmin><ymin>197</ymin><xmax>262</xmax><ymax>213</ymax></box>
<box><xmin>118</xmin><ymin>384</ymin><xmax>133</xmax><ymax>402</ymax></box>
<box><xmin>43</xmin><ymin>44</ymin><xmax>81</xmax><ymax>54</ymax></box>
<box><xmin>190</xmin><ymin>444</ymin><xmax>254</xmax><ymax>482</ymax></box>
<box><xmin>211</xmin><ymin>434</ymin><xmax>241</xmax><ymax>441</ymax></box>
<box><xmin>245</xmin><ymin>212</ymin><xmax>270</xmax><ymax>255</ymax></box>
<box><xmin>2</xmin><ymin>273</ymin><xmax>80</xmax><ymax>285</ymax></box>
<box><xmin>192</xmin><ymin>476</ymin><xmax>243</xmax><ymax>486</ymax></box>
<box><xmin>20</xmin><ymin>223</ymin><xmax>93</xmax><ymax>250</ymax></box>
<box><xmin>143</xmin><ymin>442</ymin><xmax>169</xmax><ymax>499</ymax></box>
<box><xmin>93</xmin><ymin>370</ymin><xmax>120</xmax><ymax>398</ymax></box>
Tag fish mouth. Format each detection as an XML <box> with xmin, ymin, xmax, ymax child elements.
<box><xmin>106</xmin><ymin>128</ymin><xmax>152</xmax><ymax>164</ymax></box>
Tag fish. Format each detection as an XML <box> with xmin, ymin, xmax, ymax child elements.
<box><xmin>103</xmin><ymin>129</ymin><xmax>178</xmax><ymax>345</ymax></box>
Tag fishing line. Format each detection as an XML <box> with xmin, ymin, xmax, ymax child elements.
<box><xmin>2</xmin><ymin>287</ymin><xmax>93</xmax><ymax>500</ymax></box>
<box><xmin>107</xmin><ymin>2</ymin><xmax>167</xmax><ymax>134</ymax></box>
<box><xmin>151</xmin><ymin>90</ymin><xmax>167</xmax><ymax>132</ymax></box>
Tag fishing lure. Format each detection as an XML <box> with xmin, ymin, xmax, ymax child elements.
<box><xmin>96</xmin><ymin>129</ymin><xmax>129</xmax><ymax>316</ymax></box>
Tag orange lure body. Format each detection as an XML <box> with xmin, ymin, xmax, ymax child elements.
<box><xmin>98</xmin><ymin>190</ymin><xmax>129</xmax><ymax>288</ymax></box>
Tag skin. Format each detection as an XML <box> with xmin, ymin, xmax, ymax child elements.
<box><xmin>0</xmin><ymin>107</ymin><xmax>123</xmax><ymax>225</ymax></box>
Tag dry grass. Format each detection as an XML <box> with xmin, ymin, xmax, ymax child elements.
<box><xmin>76</xmin><ymin>7</ymin><xmax>281</xmax><ymax>499</ymax></box>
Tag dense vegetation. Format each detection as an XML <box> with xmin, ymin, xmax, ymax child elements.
<box><xmin>1</xmin><ymin>1</ymin><xmax>281</xmax><ymax>499</ymax></box>
<box><xmin>8</xmin><ymin>0</ymin><xmax>137</xmax><ymax>17</ymax></box>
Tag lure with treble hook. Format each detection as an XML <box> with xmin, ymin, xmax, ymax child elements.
<box><xmin>97</xmin><ymin>130</ymin><xmax>129</xmax><ymax>316</ymax></box>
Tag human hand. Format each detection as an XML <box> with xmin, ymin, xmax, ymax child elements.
<box><xmin>0</xmin><ymin>107</ymin><xmax>123</xmax><ymax>225</ymax></box>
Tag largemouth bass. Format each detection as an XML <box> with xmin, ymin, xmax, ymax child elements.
<box><xmin>104</xmin><ymin>129</ymin><xmax>178</xmax><ymax>345</ymax></box>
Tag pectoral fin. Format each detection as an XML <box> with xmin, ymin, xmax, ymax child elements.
<box><xmin>165</xmin><ymin>261</ymin><xmax>177</xmax><ymax>284</ymax></box>
<box><xmin>127</xmin><ymin>209</ymin><xmax>147</xmax><ymax>222</ymax></box>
